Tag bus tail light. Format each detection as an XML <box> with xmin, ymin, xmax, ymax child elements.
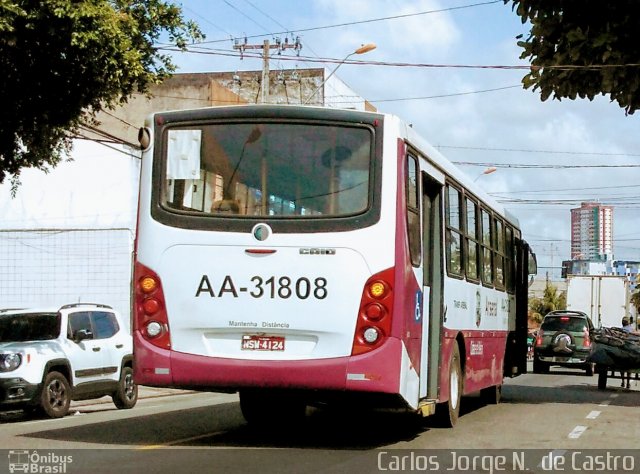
<box><xmin>134</xmin><ymin>262</ymin><xmax>171</xmax><ymax>349</ymax></box>
<box><xmin>352</xmin><ymin>267</ymin><xmax>394</xmax><ymax>356</ymax></box>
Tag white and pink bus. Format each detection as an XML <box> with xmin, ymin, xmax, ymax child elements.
<box><xmin>133</xmin><ymin>105</ymin><xmax>536</xmax><ymax>426</ymax></box>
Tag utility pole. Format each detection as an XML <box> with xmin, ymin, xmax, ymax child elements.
<box><xmin>233</xmin><ymin>36</ymin><xmax>302</xmax><ymax>104</ymax></box>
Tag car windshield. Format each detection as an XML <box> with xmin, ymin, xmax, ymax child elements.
<box><xmin>542</xmin><ymin>316</ymin><xmax>588</xmax><ymax>332</ymax></box>
<box><xmin>0</xmin><ymin>313</ymin><xmax>60</xmax><ymax>342</ymax></box>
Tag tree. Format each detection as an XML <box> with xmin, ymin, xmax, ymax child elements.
<box><xmin>0</xmin><ymin>0</ymin><xmax>203</xmax><ymax>185</ymax></box>
<box><xmin>507</xmin><ymin>0</ymin><xmax>640</xmax><ymax>114</ymax></box>
<box><xmin>631</xmin><ymin>290</ymin><xmax>640</xmax><ymax>313</ymax></box>
<box><xmin>529</xmin><ymin>282</ymin><xmax>566</xmax><ymax>319</ymax></box>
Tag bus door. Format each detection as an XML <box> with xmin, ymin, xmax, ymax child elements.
<box><xmin>419</xmin><ymin>170</ymin><xmax>444</xmax><ymax>399</ymax></box>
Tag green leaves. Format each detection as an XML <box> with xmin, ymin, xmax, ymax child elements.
<box><xmin>507</xmin><ymin>0</ymin><xmax>640</xmax><ymax>115</ymax></box>
<box><xmin>0</xmin><ymin>0</ymin><xmax>203</xmax><ymax>183</ymax></box>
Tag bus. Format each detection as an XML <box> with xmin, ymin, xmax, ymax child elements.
<box><xmin>133</xmin><ymin>105</ymin><xmax>536</xmax><ymax>427</ymax></box>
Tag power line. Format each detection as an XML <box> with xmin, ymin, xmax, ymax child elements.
<box><xmin>243</xmin><ymin>0</ymin><xmax>290</xmax><ymax>32</ymax></box>
<box><xmin>223</xmin><ymin>0</ymin><xmax>271</xmax><ymax>34</ymax></box>
<box><xmin>182</xmin><ymin>5</ymin><xmax>232</xmax><ymax>36</ymax></box>
<box><xmin>490</xmin><ymin>184</ymin><xmax>639</xmax><ymax>195</ymax></box>
<box><xmin>191</xmin><ymin>0</ymin><xmax>502</xmax><ymax>46</ymax></box>
<box><xmin>454</xmin><ymin>161</ymin><xmax>640</xmax><ymax>169</ymax></box>
<box><xmin>161</xmin><ymin>45</ymin><xmax>640</xmax><ymax>72</ymax></box>
<box><xmin>443</xmin><ymin>145</ymin><xmax>640</xmax><ymax>157</ymax></box>
<box><xmin>133</xmin><ymin>83</ymin><xmax>523</xmax><ymax>106</ymax></box>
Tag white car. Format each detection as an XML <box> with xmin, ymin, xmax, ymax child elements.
<box><xmin>0</xmin><ymin>303</ymin><xmax>137</xmax><ymax>418</ymax></box>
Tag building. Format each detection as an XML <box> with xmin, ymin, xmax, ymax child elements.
<box><xmin>88</xmin><ymin>70</ymin><xmax>376</xmax><ymax>146</ymax></box>
<box><xmin>611</xmin><ymin>260</ymin><xmax>640</xmax><ymax>292</ymax></box>
<box><xmin>570</xmin><ymin>202</ymin><xmax>613</xmax><ymax>261</ymax></box>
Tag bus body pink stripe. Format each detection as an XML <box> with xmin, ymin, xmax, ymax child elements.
<box><xmin>134</xmin><ymin>332</ymin><xmax>403</xmax><ymax>394</ymax></box>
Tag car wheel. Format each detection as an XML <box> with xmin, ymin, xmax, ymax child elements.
<box><xmin>435</xmin><ymin>343</ymin><xmax>462</xmax><ymax>427</ymax></box>
<box><xmin>40</xmin><ymin>371</ymin><xmax>71</xmax><ymax>418</ymax></box>
<box><xmin>112</xmin><ymin>366</ymin><xmax>138</xmax><ymax>409</ymax></box>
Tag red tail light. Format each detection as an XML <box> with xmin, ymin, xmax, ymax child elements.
<box><xmin>351</xmin><ymin>267</ymin><xmax>394</xmax><ymax>356</ymax></box>
<box><xmin>134</xmin><ymin>262</ymin><xmax>171</xmax><ymax>349</ymax></box>
<box><xmin>535</xmin><ymin>330</ymin><xmax>544</xmax><ymax>346</ymax></box>
<box><xmin>583</xmin><ymin>328</ymin><xmax>591</xmax><ymax>348</ymax></box>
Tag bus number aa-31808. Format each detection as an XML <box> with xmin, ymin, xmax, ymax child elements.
<box><xmin>195</xmin><ymin>275</ymin><xmax>328</xmax><ymax>300</ymax></box>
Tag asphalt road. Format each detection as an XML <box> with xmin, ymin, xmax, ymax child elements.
<box><xmin>1</xmin><ymin>364</ymin><xmax>639</xmax><ymax>473</ymax></box>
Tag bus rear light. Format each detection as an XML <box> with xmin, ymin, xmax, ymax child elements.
<box><xmin>146</xmin><ymin>321</ymin><xmax>164</xmax><ymax>338</ymax></box>
<box><xmin>352</xmin><ymin>267</ymin><xmax>394</xmax><ymax>356</ymax></box>
<box><xmin>363</xmin><ymin>327</ymin><xmax>380</xmax><ymax>344</ymax></box>
<box><xmin>134</xmin><ymin>262</ymin><xmax>171</xmax><ymax>349</ymax></box>
<box><xmin>368</xmin><ymin>281</ymin><xmax>388</xmax><ymax>299</ymax></box>
<box><xmin>140</xmin><ymin>276</ymin><xmax>158</xmax><ymax>293</ymax></box>
<box><xmin>364</xmin><ymin>303</ymin><xmax>386</xmax><ymax>321</ymax></box>
<box><xmin>142</xmin><ymin>298</ymin><xmax>161</xmax><ymax>315</ymax></box>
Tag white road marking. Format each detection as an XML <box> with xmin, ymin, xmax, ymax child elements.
<box><xmin>586</xmin><ymin>410</ymin><xmax>600</xmax><ymax>419</ymax></box>
<box><xmin>598</xmin><ymin>400</ymin><xmax>611</xmax><ymax>407</ymax></box>
<box><xmin>568</xmin><ymin>425</ymin><xmax>588</xmax><ymax>439</ymax></box>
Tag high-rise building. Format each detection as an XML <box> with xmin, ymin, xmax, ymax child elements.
<box><xmin>570</xmin><ymin>202</ymin><xmax>613</xmax><ymax>261</ymax></box>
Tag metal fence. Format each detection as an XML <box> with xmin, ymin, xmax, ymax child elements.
<box><xmin>0</xmin><ymin>228</ymin><xmax>134</xmax><ymax>329</ymax></box>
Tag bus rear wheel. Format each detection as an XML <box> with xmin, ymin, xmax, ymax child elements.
<box><xmin>480</xmin><ymin>384</ymin><xmax>502</xmax><ymax>405</ymax></box>
<box><xmin>436</xmin><ymin>343</ymin><xmax>462</xmax><ymax>427</ymax></box>
<box><xmin>239</xmin><ymin>389</ymin><xmax>306</xmax><ymax>427</ymax></box>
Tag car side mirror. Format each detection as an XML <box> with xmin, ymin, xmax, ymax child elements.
<box><xmin>74</xmin><ymin>329</ymin><xmax>92</xmax><ymax>343</ymax></box>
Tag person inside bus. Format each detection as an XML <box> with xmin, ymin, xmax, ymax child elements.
<box><xmin>211</xmin><ymin>199</ymin><xmax>241</xmax><ymax>215</ymax></box>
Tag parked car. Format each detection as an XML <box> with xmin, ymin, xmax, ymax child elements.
<box><xmin>0</xmin><ymin>303</ymin><xmax>137</xmax><ymax>418</ymax></box>
<box><xmin>533</xmin><ymin>310</ymin><xmax>595</xmax><ymax>375</ymax></box>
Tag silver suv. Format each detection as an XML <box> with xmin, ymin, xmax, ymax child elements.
<box><xmin>0</xmin><ymin>304</ymin><xmax>137</xmax><ymax>418</ymax></box>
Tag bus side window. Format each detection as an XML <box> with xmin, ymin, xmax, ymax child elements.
<box><xmin>481</xmin><ymin>208</ymin><xmax>493</xmax><ymax>285</ymax></box>
<box><xmin>494</xmin><ymin>218</ymin><xmax>505</xmax><ymax>289</ymax></box>
<box><xmin>445</xmin><ymin>183</ymin><xmax>463</xmax><ymax>277</ymax></box>
<box><xmin>406</xmin><ymin>154</ymin><xmax>421</xmax><ymax>267</ymax></box>
<box><xmin>464</xmin><ymin>196</ymin><xmax>479</xmax><ymax>282</ymax></box>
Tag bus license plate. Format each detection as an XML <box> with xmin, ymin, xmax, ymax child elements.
<box><xmin>241</xmin><ymin>335</ymin><xmax>285</xmax><ymax>351</ymax></box>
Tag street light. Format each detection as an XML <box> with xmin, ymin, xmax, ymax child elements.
<box><xmin>473</xmin><ymin>166</ymin><xmax>497</xmax><ymax>182</ymax></box>
<box><xmin>302</xmin><ymin>43</ymin><xmax>377</xmax><ymax>105</ymax></box>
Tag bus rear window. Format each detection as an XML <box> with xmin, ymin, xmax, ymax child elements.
<box><xmin>161</xmin><ymin>122</ymin><xmax>372</xmax><ymax>218</ymax></box>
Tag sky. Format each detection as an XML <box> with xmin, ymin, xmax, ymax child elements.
<box><xmin>166</xmin><ymin>0</ymin><xmax>640</xmax><ymax>279</ymax></box>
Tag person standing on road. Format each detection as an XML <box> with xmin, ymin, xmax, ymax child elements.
<box><xmin>620</xmin><ymin>317</ymin><xmax>632</xmax><ymax>388</ymax></box>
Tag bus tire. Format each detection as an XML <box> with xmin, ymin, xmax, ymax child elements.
<box><xmin>480</xmin><ymin>384</ymin><xmax>501</xmax><ymax>405</ymax></box>
<box><xmin>436</xmin><ymin>343</ymin><xmax>462</xmax><ymax>427</ymax></box>
<box><xmin>239</xmin><ymin>389</ymin><xmax>306</xmax><ymax>427</ymax></box>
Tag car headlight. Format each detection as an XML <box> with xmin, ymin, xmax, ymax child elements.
<box><xmin>0</xmin><ymin>353</ymin><xmax>22</xmax><ymax>372</ymax></box>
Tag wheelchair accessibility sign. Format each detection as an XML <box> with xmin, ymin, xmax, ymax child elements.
<box><xmin>7</xmin><ymin>450</ymin><xmax>73</xmax><ymax>473</ymax></box>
